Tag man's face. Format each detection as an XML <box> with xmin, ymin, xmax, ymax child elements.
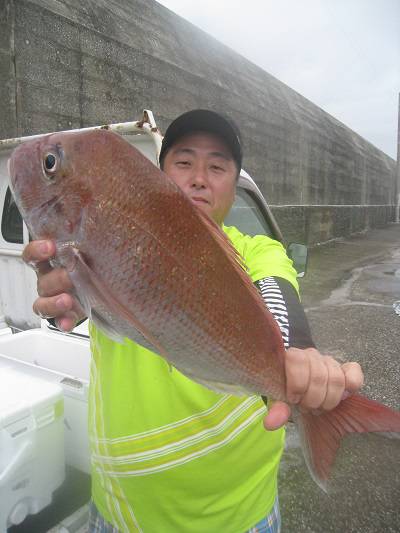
<box><xmin>162</xmin><ymin>131</ymin><xmax>238</xmax><ymax>225</ymax></box>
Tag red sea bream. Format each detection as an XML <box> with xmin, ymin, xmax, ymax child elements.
<box><xmin>8</xmin><ymin>129</ymin><xmax>400</xmax><ymax>490</ymax></box>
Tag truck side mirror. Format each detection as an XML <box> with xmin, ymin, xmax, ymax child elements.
<box><xmin>287</xmin><ymin>243</ymin><xmax>308</xmax><ymax>278</ymax></box>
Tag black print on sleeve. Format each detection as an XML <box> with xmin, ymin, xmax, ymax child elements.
<box><xmin>254</xmin><ymin>276</ymin><xmax>315</xmax><ymax>350</ymax></box>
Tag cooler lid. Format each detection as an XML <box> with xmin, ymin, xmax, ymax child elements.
<box><xmin>0</xmin><ymin>366</ymin><xmax>63</xmax><ymax>426</ymax></box>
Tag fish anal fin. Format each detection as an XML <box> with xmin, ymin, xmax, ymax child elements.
<box><xmin>294</xmin><ymin>393</ymin><xmax>400</xmax><ymax>492</ymax></box>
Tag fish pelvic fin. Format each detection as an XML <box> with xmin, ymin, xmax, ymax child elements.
<box><xmin>293</xmin><ymin>393</ymin><xmax>400</xmax><ymax>492</ymax></box>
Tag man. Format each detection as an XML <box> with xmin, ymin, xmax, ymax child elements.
<box><xmin>23</xmin><ymin>110</ymin><xmax>363</xmax><ymax>532</ymax></box>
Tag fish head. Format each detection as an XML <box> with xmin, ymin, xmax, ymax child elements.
<box><xmin>8</xmin><ymin>130</ymin><xmax>100</xmax><ymax>241</ymax></box>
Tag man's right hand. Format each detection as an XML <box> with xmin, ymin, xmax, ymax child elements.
<box><xmin>22</xmin><ymin>240</ymin><xmax>86</xmax><ymax>332</ymax></box>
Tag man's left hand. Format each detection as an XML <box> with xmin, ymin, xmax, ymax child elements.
<box><xmin>263</xmin><ymin>347</ymin><xmax>364</xmax><ymax>431</ymax></box>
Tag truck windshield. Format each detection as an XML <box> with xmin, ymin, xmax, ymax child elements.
<box><xmin>224</xmin><ymin>187</ymin><xmax>274</xmax><ymax>237</ymax></box>
<box><xmin>1</xmin><ymin>187</ymin><xmax>23</xmax><ymax>244</ymax></box>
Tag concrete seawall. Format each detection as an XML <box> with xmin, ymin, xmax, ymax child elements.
<box><xmin>272</xmin><ymin>204</ymin><xmax>395</xmax><ymax>245</ymax></box>
<box><xmin>0</xmin><ymin>0</ymin><xmax>396</xmax><ymax>244</ymax></box>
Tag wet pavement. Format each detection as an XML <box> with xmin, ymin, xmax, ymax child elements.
<box><xmin>279</xmin><ymin>223</ymin><xmax>400</xmax><ymax>532</ymax></box>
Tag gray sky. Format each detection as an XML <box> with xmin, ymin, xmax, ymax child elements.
<box><xmin>157</xmin><ymin>0</ymin><xmax>400</xmax><ymax>159</ymax></box>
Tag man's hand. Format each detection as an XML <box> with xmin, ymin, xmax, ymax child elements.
<box><xmin>23</xmin><ymin>240</ymin><xmax>86</xmax><ymax>332</ymax></box>
<box><xmin>263</xmin><ymin>347</ymin><xmax>364</xmax><ymax>430</ymax></box>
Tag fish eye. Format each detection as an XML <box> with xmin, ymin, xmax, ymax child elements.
<box><xmin>42</xmin><ymin>152</ymin><xmax>58</xmax><ymax>179</ymax></box>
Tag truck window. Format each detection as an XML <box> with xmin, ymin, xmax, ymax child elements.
<box><xmin>1</xmin><ymin>187</ymin><xmax>23</xmax><ymax>244</ymax></box>
<box><xmin>225</xmin><ymin>187</ymin><xmax>273</xmax><ymax>237</ymax></box>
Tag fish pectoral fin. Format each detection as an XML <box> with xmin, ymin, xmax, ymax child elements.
<box><xmin>71</xmin><ymin>249</ymin><xmax>167</xmax><ymax>357</ymax></box>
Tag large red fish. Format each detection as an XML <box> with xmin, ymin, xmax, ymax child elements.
<box><xmin>8</xmin><ymin>129</ymin><xmax>400</xmax><ymax>490</ymax></box>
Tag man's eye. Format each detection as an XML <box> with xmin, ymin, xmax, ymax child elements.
<box><xmin>176</xmin><ymin>160</ymin><xmax>190</xmax><ymax>166</ymax></box>
<box><xmin>211</xmin><ymin>165</ymin><xmax>225</xmax><ymax>172</ymax></box>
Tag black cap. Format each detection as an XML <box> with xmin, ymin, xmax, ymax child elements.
<box><xmin>159</xmin><ymin>109</ymin><xmax>242</xmax><ymax>171</ymax></box>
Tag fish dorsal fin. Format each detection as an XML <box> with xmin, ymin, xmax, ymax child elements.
<box><xmin>195</xmin><ymin>208</ymin><xmax>266</xmax><ymax>303</ymax></box>
<box><xmin>195</xmin><ymin>208</ymin><xmax>248</xmax><ymax>271</ymax></box>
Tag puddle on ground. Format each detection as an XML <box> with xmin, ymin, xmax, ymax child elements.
<box><xmin>384</xmin><ymin>268</ymin><xmax>400</xmax><ymax>277</ymax></box>
<box><xmin>307</xmin><ymin>252</ymin><xmax>400</xmax><ymax>311</ymax></box>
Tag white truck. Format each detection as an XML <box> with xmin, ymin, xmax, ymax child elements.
<box><xmin>0</xmin><ymin>110</ymin><xmax>307</xmax><ymax>532</ymax></box>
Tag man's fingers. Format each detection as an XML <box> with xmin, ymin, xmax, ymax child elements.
<box><xmin>23</xmin><ymin>240</ymin><xmax>87</xmax><ymax>332</ymax></box>
<box><xmin>285</xmin><ymin>347</ymin><xmax>310</xmax><ymax>404</ymax></box>
<box><xmin>285</xmin><ymin>348</ymin><xmax>364</xmax><ymax>414</ymax></box>
<box><xmin>299</xmin><ymin>353</ymin><xmax>328</xmax><ymax>410</ymax></box>
<box><xmin>33</xmin><ymin>293</ymin><xmax>75</xmax><ymax>319</ymax></box>
<box><xmin>22</xmin><ymin>240</ymin><xmax>56</xmax><ymax>265</ymax></box>
<box><xmin>320</xmin><ymin>357</ymin><xmax>345</xmax><ymax>411</ymax></box>
<box><xmin>342</xmin><ymin>362</ymin><xmax>364</xmax><ymax>392</ymax></box>
<box><xmin>23</xmin><ymin>240</ymin><xmax>56</xmax><ymax>275</ymax></box>
<box><xmin>55</xmin><ymin>313</ymin><xmax>81</xmax><ymax>333</ymax></box>
<box><xmin>33</xmin><ymin>293</ymin><xmax>84</xmax><ymax>332</ymax></box>
<box><xmin>37</xmin><ymin>268</ymin><xmax>74</xmax><ymax>297</ymax></box>
<box><xmin>263</xmin><ymin>401</ymin><xmax>291</xmax><ymax>431</ymax></box>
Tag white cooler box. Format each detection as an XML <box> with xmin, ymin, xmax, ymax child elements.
<box><xmin>0</xmin><ymin>328</ymin><xmax>91</xmax><ymax>474</ymax></box>
<box><xmin>0</xmin><ymin>367</ymin><xmax>65</xmax><ymax>532</ymax></box>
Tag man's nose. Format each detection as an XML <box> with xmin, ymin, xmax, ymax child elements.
<box><xmin>190</xmin><ymin>166</ymin><xmax>208</xmax><ymax>188</ymax></box>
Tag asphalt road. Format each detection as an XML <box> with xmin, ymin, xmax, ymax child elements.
<box><xmin>279</xmin><ymin>223</ymin><xmax>400</xmax><ymax>533</ymax></box>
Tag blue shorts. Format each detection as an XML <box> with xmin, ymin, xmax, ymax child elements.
<box><xmin>88</xmin><ymin>497</ymin><xmax>281</xmax><ymax>532</ymax></box>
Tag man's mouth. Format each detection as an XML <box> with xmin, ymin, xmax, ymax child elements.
<box><xmin>191</xmin><ymin>196</ymin><xmax>210</xmax><ymax>205</ymax></box>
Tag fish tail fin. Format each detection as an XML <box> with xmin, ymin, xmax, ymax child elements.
<box><xmin>293</xmin><ymin>393</ymin><xmax>400</xmax><ymax>492</ymax></box>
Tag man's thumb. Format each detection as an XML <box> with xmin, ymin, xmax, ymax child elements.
<box><xmin>263</xmin><ymin>401</ymin><xmax>291</xmax><ymax>431</ymax></box>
